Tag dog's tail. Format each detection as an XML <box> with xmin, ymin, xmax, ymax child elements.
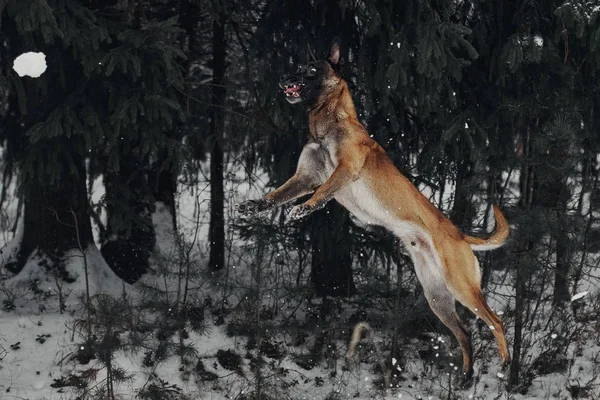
<box><xmin>345</xmin><ymin>322</ymin><xmax>372</xmax><ymax>362</ymax></box>
<box><xmin>464</xmin><ymin>205</ymin><xmax>509</xmax><ymax>251</ymax></box>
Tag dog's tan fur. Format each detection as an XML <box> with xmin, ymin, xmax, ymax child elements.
<box><xmin>238</xmin><ymin>39</ymin><xmax>510</xmax><ymax>381</ymax></box>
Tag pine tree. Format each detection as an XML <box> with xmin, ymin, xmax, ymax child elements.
<box><xmin>0</xmin><ymin>0</ymin><xmax>107</xmax><ymax>277</ymax></box>
<box><xmin>461</xmin><ymin>0</ymin><xmax>600</xmax><ymax>389</ymax></box>
<box><xmin>97</xmin><ymin>10</ymin><xmax>186</xmax><ymax>282</ymax></box>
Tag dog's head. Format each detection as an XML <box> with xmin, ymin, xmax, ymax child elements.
<box><xmin>279</xmin><ymin>38</ymin><xmax>344</xmax><ymax>106</ymax></box>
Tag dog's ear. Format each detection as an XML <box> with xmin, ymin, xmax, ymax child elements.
<box><xmin>307</xmin><ymin>44</ymin><xmax>318</xmax><ymax>62</ymax></box>
<box><xmin>327</xmin><ymin>37</ymin><xmax>344</xmax><ymax>72</ymax></box>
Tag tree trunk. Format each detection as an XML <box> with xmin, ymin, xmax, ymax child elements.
<box><xmin>553</xmin><ymin>208</ymin><xmax>570</xmax><ymax>306</ymax></box>
<box><xmin>208</xmin><ymin>14</ymin><xmax>227</xmax><ymax>271</ymax></box>
<box><xmin>537</xmin><ymin>171</ymin><xmax>571</xmax><ymax>306</ymax></box>
<box><xmin>310</xmin><ymin>202</ymin><xmax>356</xmax><ymax>298</ymax></box>
<box><xmin>101</xmin><ymin>151</ymin><xmax>156</xmax><ymax>283</ymax></box>
<box><xmin>6</xmin><ymin>145</ymin><xmax>93</xmax><ymax>279</ymax></box>
<box><xmin>148</xmin><ymin>149</ymin><xmax>178</xmax><ymax>231</ymax></box>
<box><xmin>509</xmin><ymin>129</ymin><xmax>534</xmax><ymax>389</ymax></box>
<box><xmin>450</xmin><ymin>159</ymin><xmax>474</xmax><ymax>229</ymax></box>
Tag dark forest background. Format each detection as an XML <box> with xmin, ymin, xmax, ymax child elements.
<box><xmin>1</xmin><ymin>0</ymin><xmax>600</xmax><ymax>397</ymax></box>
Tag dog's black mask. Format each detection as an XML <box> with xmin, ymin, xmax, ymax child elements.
<box><xmin>278</xmin><ymin>39</ymin><xmax>343</xmax><ymax>106</ymax></box>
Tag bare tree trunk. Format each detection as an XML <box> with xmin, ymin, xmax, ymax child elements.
<box><xmin>208</xmin><ymin>14</ymin><xmax>227</xmax><ymax>270</ymax></box>
<box><xmin>572</xmin><ymin>158</ymin><xmax>598</xmax><ymax>295</ymax></box>
<box><xmin>450</xmin><ymin>159</ymin><xmax>474</xmax><ymax>229</ymax></box>
<box><xmin>310</xmin><ymin>202</ymin><xmax>356</xmax><ymax>298</ymax></box>
<box><xmin>509</xmin><ymin>128</ymin><xmax>534</xmax><ymax>390</ymax></box>
<box><xmin>553</xmin><ymin>210</ymin><xmax>570</xmax><ymax>306</ymax></box>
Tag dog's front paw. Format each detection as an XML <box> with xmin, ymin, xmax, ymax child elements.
<box><xmin>288</xmin><ymin>203</ymin><xmax>314</xmax><ymax>221</ymax></box>
<box><xmin>236</xmin><ymin>199</ymin><xmax>270</xmax><ymax>216</ymax></box>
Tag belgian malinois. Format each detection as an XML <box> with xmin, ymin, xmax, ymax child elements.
<box><xmin>237</xmin><ymin>38</ymin><xmax>510</xmax><ymax>382</ymax></box>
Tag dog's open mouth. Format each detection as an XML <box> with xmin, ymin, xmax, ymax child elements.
<box><xmin>283</xmin><ymin>83</ymin><xmax>305</xmax><ymax>98</ymax></box>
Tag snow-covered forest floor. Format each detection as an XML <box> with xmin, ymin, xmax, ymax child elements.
<box><xmin>1</xmin><ymin>163</ymin><xmax>600</xmax><ymax>400</ymax></box>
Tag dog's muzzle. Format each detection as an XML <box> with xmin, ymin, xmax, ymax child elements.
<box><xmin>283</xmin><ymin>83</ymin><xmax>304</xmax><ymax>98</ymax></box>
<box><xmin>279</xmin><ymin>75</ymin><xmax>305</xmax><ymax>100</ymax></box>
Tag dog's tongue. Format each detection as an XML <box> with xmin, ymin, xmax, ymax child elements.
<box><xmin>284</xmin><ymin>84</ymin><xmax>302</xmax><ymax>94</ymax></box>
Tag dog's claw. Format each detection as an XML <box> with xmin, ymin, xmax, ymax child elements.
<box><xmin>288</xmin><ymin>203</ymin><xmax>313</xmax><ymax>221</ymax></box>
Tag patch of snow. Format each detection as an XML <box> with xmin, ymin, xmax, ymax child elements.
<box><xmin>3</xmin><ymin>245</ymin><xmax>126</xmax><ymax>298</ymax></box>
<box><xmin>0</xmin><ymin>215</ymin><xmax>23</xmax><ymax>269</ymax></box>
<box><xmin>571</xmin><ymin>291</ymin><xmax>588</xmax><ymax>301</ymax></box>
<box><xmin>581</xmin><ymin>191</ymin><xmax>591</xmax><ymax>216</ymax></box>
<box><xmin>534</xmin><ymin>35</ymin><xmax>543</xmax><ymax>47</ymax></box>
<box><xmin>13</xmin><ymin>52</ymin><xmax>47</xmax><ymax>78</ymax></box>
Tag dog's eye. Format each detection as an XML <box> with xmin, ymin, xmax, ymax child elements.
<box><xmin>309</xmin><ymin>67</ymin><xmax>317</xmax><ymax>73</ymax></box>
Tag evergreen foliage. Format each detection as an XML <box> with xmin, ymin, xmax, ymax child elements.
<box><xmin>1</xmin><ymin>0</ymin><xmax>600</xmax><ymax>396</ymax></box>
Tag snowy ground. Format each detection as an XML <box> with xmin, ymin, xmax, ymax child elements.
<box><xmin>1</xmin><ymin>160</ymin><xmax>600</xmax><ymax>399</ymax></box>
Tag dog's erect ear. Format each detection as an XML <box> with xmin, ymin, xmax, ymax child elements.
<box><xmin>307</xmin><ymin>44</ymin><xmax>318</xmax><ymax>62</ymax></box>
<box><xmin>326</xmin><ymin>37</ymin><xmax>344</xmax><ymax>72</ymax></box>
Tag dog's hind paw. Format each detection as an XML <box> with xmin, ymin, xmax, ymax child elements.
<box><xmin>455</xmin><ymin>371</ymin><xmax>474</xmax><ymax>389</ymax></box>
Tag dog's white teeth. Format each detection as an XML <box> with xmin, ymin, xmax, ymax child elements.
<box><xmin>293</xmin><ymin>92</ymin><xmax>300</xmax><ymax>97</ymax></box>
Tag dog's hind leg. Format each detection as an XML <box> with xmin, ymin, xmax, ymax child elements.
<box><xmin>453</xmin><ymin>286</ymin><xmax>510</xmax><ymax>370</ymax></box>
<box><xmin>411</xmin><ymin>250</ymin><xmax>474</xmax><ymax>382</ymax></box>
<box><xmin>443</xmin><ymin>255</ymin><xmax>511</xmax><ymax>370</ymax></box>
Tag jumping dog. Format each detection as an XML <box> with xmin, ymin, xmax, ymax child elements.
<box><xmin>237</xmin><ymin>38</ymin><xmax>510</xmax><ymax>382</ymax></box>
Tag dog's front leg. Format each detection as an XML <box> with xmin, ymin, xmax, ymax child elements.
<box><xmin>289</xmin><ymin>162</ymin><xmax>360</xmax><ymax>220</ymax></box>
<box><xmin>237</xmin><ymin>142</ymin><xmax>326</xmax><ymax>216</ymax></box>
<box><xmin>238</xmin><ymin>175</ymin><xmax>317</xmax><ymax>216</ymax></box>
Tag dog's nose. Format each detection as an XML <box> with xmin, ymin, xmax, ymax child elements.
<box><xmin>279</xmin><ymin>75</ymin><xmax>289</xmax><ymax>88</ymax></box>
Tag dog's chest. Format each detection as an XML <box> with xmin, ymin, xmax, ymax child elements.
<box><xmin>334</xmin><ymin>180</ymin><xmax>394</xmax><ymax>228</ymax></box>
<box><xmin>314</xmin><ymin>138</ymin><xmax>339</xmax><ymax>174</ymax></box>
<box><xmin>315</xmin><ymin>140</ymin><xmax>390</xmax><ymax>227</ymax></box>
